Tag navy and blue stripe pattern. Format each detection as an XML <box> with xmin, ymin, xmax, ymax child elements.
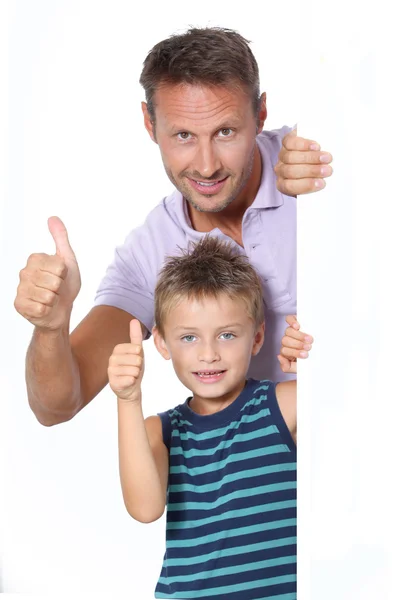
<box><xmin>156</xmin><ymin>379</ymin><xmax>296</xmax><ymax>599</ymax></box>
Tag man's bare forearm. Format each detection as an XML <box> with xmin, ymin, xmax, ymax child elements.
<box><xmin>26</xmin><ymin>325</ymin><xmax>82</xmax><ymax>426</ymax></box>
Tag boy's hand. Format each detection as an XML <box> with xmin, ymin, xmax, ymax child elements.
<box><xmin>278</xmin><ymin>315</ymin><xmax>313</xmax><ymax>374</ymax></box>
<box><xmin>277</xmin><ymin>354</ymin><xmax>297</xmax><ymax>375</ymax></box>
<box><xmin>108</xmin><ymin>319</ymin><xmax>144</xmax><ymax>402</ymax></box>
<box><xmin>275</xmin><ymin>128</ymin><xmax>333</xmax><ymax>196</ymax></box>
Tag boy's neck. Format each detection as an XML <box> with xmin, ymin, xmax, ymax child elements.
<box><xmin>188</xmin><ymin>378</ymin><xmax>247</xmax><ymax>416</ymax></box>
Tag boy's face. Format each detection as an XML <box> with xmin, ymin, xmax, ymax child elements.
<box><xmin>153</xmin><ymin>293</ymin><xmax>264</xmax><ymax>402</ymax></box>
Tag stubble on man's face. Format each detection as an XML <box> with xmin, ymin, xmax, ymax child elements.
<box><xmin>152</xmin><ymin>83</ymin><xmax>261</xmax><ymax>215</ymax></box>
<box><xmin>164</xmin><ymin>144</ymin><xmax>256</xmax><ymax>213</ymax></box>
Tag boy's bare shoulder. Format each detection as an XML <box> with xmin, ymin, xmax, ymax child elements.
<box><xmin>276</xmin><ymin>379</ymin><xmax>296</xmax><ymax>399</ymax></box>
<box><xmin>144</xmin><ymin>415</ymin><xmax>164</xmax><ymax>443</ymax></box>
<box><xmin>275</xmin><ymin>380</ymin><xmax>297</xmax><ymax>442</ymax></box>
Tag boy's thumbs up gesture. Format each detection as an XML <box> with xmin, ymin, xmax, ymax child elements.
<box><xmin>108</xmin><ymin>319</ymin><xmax>145</xmax><ymax>402</ymax></box>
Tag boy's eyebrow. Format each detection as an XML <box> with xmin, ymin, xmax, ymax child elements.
<box><xmin>173</xmin><ymin>323</ymin><xmax>244</xmax><ymax>331</ymax></box>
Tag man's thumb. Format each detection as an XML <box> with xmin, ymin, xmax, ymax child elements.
<box><xmin>130</xmin><ymin>319</ymin><xmax>144</xmax><ymax>347</ymax></box>
<box><xmin>48</xmin><ymin>216</ymin><xmax>76</xmax><ymax>260</ymax></box>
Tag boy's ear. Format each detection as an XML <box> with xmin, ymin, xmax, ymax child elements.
<box><xmin>252</xmin><ymin>322</ymin><xmax>265</xmax><ymax>357</ymax></box>
<box><xmin>153</xmin><ymin>326</ymin><xmax>171</xmax><ymax>360</ymax></box>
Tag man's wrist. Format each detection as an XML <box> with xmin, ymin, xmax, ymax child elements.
<box><xmin>33</xmin><ymin>321</ymin><xmax>70</xmax><ymax>339</ymax></box>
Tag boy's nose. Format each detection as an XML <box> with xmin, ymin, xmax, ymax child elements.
<box><xmin>198</xmin><ymin>343</ymin><xmax>220</xmax><ymax>364</ymax></box>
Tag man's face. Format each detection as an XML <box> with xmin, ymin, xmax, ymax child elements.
<box><xmin>143</xmin><ymin>83</ymin><xmax>265</xmax><ymax>213</ymax></box>
<box><xmin>154</xmin><ymin>293</ymin><xmax>264</xmax><ymax>403</ymax></box>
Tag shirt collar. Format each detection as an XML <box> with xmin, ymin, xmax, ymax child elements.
<box><xmin>250</xmin><ymin>134</ymin><xmax>284</xmax><ymax>209</ymax></box>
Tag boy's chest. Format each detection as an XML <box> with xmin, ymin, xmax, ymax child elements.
<box><xmin>168</xmin><ymin>421</ymin><xmax>294</xmax><ymax>507</ymax></box>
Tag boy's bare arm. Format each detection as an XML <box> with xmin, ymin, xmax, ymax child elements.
<box><xmin>118</xmin><ymin>405</ymin><xmax>168</xmax><ymax>523</ymax></box>
<box><xmin>275</xmin><ymin>380</ymin><xmax>297</xmax><ymax>444</ymax></box>
<box><xmin>111</xmin><ymin>319</ymin><xmax>168</xmax><ymax>523</ymax></box>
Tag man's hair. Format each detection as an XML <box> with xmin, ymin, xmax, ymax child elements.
<box><xmin>154</xmin><ymin>236</ymin><xmax>264</xmax><ymax>336</ymax></box>
<box><xmin>139</xmin><ymin>27</ymin><xmax>260</xmax><ymax>123</ymax></box>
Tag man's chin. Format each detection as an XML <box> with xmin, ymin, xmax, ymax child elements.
<box><xmin>185</xmin><ymin>194</ymin><xmax>235</xmax><ymax>214</ymax></box>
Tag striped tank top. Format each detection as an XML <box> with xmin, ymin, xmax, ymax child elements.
<box><xmin>155</xmin><ymin>378</ymin><xmax>297</xmax><ymax>599</ymax></box>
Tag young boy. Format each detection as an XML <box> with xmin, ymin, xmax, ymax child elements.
<box><xmin>108</xmin><ymin>237</ymin><xmax>297</xmax><ymax>599</ymax></box>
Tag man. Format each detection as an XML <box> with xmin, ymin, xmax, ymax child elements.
<box><xmin>14</xmin><ymin>27</ymin><xmax>332</xmax><ymax>427</ymax></box>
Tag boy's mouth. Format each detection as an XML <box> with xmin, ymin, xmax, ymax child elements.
<box><xmin>192</xmin><ymin>370</ymin><xmax>227</xmax><ymax>383</ymax></box>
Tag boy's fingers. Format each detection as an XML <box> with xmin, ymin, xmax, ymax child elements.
<box><xmin>130</xmin><ymin>319</ymin><xmax>144</xmax><ymax>347</ymax></box>
<box><xmin>277</xmin><ymin>354</ymin><xmax>292</xmax><ymax>373</ymax></box>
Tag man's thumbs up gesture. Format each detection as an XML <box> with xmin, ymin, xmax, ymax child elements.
<box><xmin>108</xmin><ymin>319</ymin><xmax>145</xmax><ymax>403</ymax></box>
<box><xmin>14</xmin><ymin>217</ymin><xmax>81</xmax><ymax>331</ymax></box>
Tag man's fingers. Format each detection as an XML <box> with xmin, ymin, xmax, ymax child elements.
<box><xmin>281</xmin><ymin>346</ymin><xmax>309</xmax><ymax>360</ymax></box>
<box><xmin>285</xmin><ymin>315</ymin><xmax>299</xmax><ymax>329</ymax></box>
<box><xmin>48</xmin><ymin>216</ymin><xmax>76</xmax><ymax>261</ymax></box>
<box><xmin>27</xmin><ymin>286</ymin><xmax>58</xmax><ymax>307</ymax></box>
<box><xmin>15</xmin><ymin>298</ymin><xmax>52</xmax><ymax>320</ymax></box>
<box><xmin>277</xmin><ymin>177</ymin><xmax>326</xmax><ymax>196</ymax></box>
<box><xmin>276</xmin><ymin>163</ymin><xmax>333</xmax><ymax>180</ymax></box>
<box><xmin>283</xmin><ymin>131</ymin><xmax>320</xmax><ymax>152</ymax></box>
<box><xmin>281</xmin><ymin>335</ymin><xmax>312</xmax><ymax>351</ymax></box>
<box><xmin>284</xmin><ymin>326</ymin><xmax>313</xmax><ymax>344</ymax></box>
<box><xmin>130</xmin><ymin>319</ymin><xmax>144</xmax><ymax>346</ymax></box>
<box><xmin>280</xmin><ymin>149</ymin><xmax>333</xmax><ymax>165</ymax></box>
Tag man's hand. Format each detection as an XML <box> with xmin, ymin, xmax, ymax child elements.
<box><xmin>275</xmin><ymin>128</ymin><xmax>333</xmax><ymax>196</ymax></box>
<box><xmin>14</xmin><ymin>217</ymin><xmax>81</xmax><ymax>331</ymax></box>
<box><xmin>278</xmin><ymin>315</ymin><xmax>313</xmax><ymax>374</ymax></box>
<box><xmin>108</xmin><ymin>319</ymin><xmax>145</xmax><ymax>403</ymax></box>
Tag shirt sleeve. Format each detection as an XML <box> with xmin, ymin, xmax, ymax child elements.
<box><xmin>93</xmin><ymin>225</ymin><xmax>155</xmax><ymax>337</ymax></box>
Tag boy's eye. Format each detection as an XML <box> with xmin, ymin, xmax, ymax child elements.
<box><xmin>220</xmin><ymin>332</ymin><xmax>235</xmax><ymax>340</ymax></box>
<box><xmin>182</xmin><ymin>335</ymin><xmax>196</xmax><ymax>342</ymax></box>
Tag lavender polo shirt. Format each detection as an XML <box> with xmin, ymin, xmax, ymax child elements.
<box><xmin>94</xmin><ymin>126</ymin><xmax>296</xmax><ymax>383</ymax></box>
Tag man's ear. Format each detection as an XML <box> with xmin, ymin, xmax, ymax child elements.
<box><xmin>257</xmin><ymin>92</ymin><xmax>267</xmax><ymax>134</ymax></box>
<box><xmin>142</xmin><ymin>102</ymin><xmax>157</xmax><ymax>143</ymax></box>
<box><xmin>252</xmin><ymin>322</ymin><xmax>265</xmax><ymax>356</ymax></box>
<box><xmin>153</xmin><ymin>326</ymin><xmax>170</xmax><ymax>360</ymax></box>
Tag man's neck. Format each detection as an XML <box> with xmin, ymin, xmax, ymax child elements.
<box><xmin>186</xmin><ymin>145</ymin><xmax>262</xmax><ymax>247</ymax></box>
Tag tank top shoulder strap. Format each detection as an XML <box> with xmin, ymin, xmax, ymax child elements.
<box><xmin>157</xmin><ymin>409</ymin><xmax>173</xmax><ymax>450</ymax></box>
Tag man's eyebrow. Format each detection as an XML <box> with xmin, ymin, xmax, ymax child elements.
<box><xmin>215</xmin><ymin>119</ymin><xmax>241</xmax><ymax>129</ymax></box>
<box><xmin>168</xmin><ymin>118</ymin><xmax>242</xmax><ymax>134</ymax></box>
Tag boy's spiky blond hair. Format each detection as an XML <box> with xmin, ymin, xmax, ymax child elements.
<box><xmin>154</xmin><ymin>236</ymin><xmax>264</xmax><ymax>335</ymax></box>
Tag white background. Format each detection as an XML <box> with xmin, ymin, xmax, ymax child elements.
<box><xmin>1</xmin><ymin>0</ymin><xmax>399</xmax><ymax>598</ymax></box>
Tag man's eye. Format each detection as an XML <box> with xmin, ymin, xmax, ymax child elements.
<box><xmin>182</xmin><ymin>335</ymin><xmax>196</xmax><ymax>342</ymax></box>
<box><xmin>219</xmin><ymin>128</ymin><xmax>233</xmax><ymax>137</ymax></box>
<box><xmin>220</xmin><ymin>332</ymin><xmax>235</xmax><ymax>340</ymax></box>
<box><xmin>177</xmin><ymin>132</ymin><xmax>191</xmax><ymax>140</ymax></box>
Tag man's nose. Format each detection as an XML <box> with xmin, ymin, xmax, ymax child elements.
<box><xmin>192</xmin><ymin>140</ymin><xmax>223</xmax><ymax>179</ymax></box>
